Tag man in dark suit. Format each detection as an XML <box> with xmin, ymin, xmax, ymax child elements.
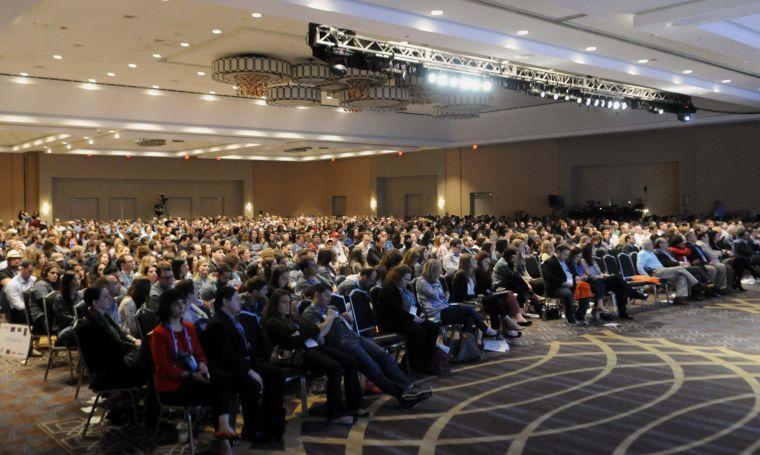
<box><xmin>203</xmin><ymin>286</ymin><xmax>286</xmax><ymax>443</ymax></box>
<box><xmin>541</xmin><ymin>245</ymin><xmax>589</xmax><ymax>325</ymax></box>
<box><xmin>685</xmin><ymin>231</ymin><xmax>729</xmax><ymax>294</ymax></box>
<box><xmin>734</xmin><ymin>230</ymin><xmax>760</xmax><ymax>266</ymax></box>
<box><xmin>366</xmin><ymin>232</ymin><xmax>386</xmax><ymax>266</ymax></box>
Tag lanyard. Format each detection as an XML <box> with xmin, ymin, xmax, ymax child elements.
<box><xmin>168</xmin><ymin>324</ymin><xmax>193</xmax><ymax>360</ymax></box>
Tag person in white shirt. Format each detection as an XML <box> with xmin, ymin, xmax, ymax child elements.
<box><xmin>442</xmin><ymin>239</ymin><xmax>463</xmax><ymax>276</ymax></box>
<box><xmin>4</xmin><ymin>259</ymin><xmax>37</xmax><ymax>324</ymax></box>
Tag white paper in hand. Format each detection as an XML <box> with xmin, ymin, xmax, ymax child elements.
<box><xmin>304</xmin><ymin>338</ymin><xmax>319</xmax><ymax>348</ymax></box>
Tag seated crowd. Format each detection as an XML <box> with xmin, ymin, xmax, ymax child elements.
<box><xmin>1</xmin><ymin>212</ymin><xmax>759</xmax><ymax>451</ymax></box>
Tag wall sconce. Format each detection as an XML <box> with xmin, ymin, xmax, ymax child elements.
<box><xmin>41</xmin><ymin>201</ymin><xmax>51</xmax><ymax>216</ymax></box>
<box><xmin>370</xmin><ymin>198</ymin><xmax>377</xmax><ymax>210</ymax></box>
<box><xmin>245</xmin><ymin>202</ymin><xmax>253</xmax><ymax>212</ymax></box>
<box><xmin>437</xmin><ymin>197</ymin><xmax>445</xmax><ymax>210</ymax></box>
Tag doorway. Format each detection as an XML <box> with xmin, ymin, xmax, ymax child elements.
<box><xmin>469</xmin><ymin>192</ymin><xmax>497</xmax><ymax>216</ymax></box>
<box><xmin>404</xmin><ymin>193</ymin><xmax>423</xmax><ymax>216</ymax></box>
<box><xmin>331</xmin><ymin>196</ymin><xmax>347</xmax><ymax>216</ymax></box>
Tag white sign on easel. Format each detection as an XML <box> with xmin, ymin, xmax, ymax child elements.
<box><xmin>0</xmin><ymin>323</ymin><xmax>31</xmax><ymax>359</ymax></box>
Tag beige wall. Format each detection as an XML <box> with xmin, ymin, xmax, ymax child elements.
<box><xmin>37</xmin><ymin>155</ymin><xmax>255</xmax><ymax>221</ymax></box>
<box><xmin>0</xmin><ymin>119</ymin><xmax>752</xmax><ymax>222</ymax></box>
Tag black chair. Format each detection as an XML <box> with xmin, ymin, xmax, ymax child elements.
<box><xmin>536</xmin><ymin>260</ymin><xmax>564</xmax><ymax>319</ymax></box>
<box><xmin>73</xmin><ymin>320</ymin><xmax>140</xmax><ymax>437</ymax></box>
<box><xmin>296</xmin><ymin>299</ymin><xmax>312</xmax><ymax>315</ymax></box>
<box><xmin>22</xmin><ymin>290</ymin><xmax>45</xmax><ymax>366</ymax></box>
<box><xmin>330</xmin><ymin>293</ymin><xmax>347</xmax><ymax>314</ymax></box>
<box><xmin>594</xmin><ymin>257</ymin><xmax>607</xmax><ymax>274</ymax></box>
<box><xmin>349</xmin><ymin>289</ymin><xmax>409</xmax><ymax>370</ymax></box>
<box><xmin>135</xmin><ymin>307</ymin><xmax>159</xmax><ymax>340</ymax></box>
<box><xmin>43</xmin><ymin>291</ymin><xmax>76</xmax><ymax>381</ymax></box>
<box><xmin>622</xmin><ymin>253</ymin><xmax>672</xmax><ymax>304</ymax></box>
<box><xmin>413</xmin><ymin>278</ymin><xmax>462</xmax><ymax>343</ymax></box>
<box><xmin>525</xmin><ymin>256</ymin><xmax>542</xmax><ymax>280</ymax></box>
<box><xmin>603</xmin><ymin>255</ymin><xmax>622</xmax><ymax>277</ymax></box>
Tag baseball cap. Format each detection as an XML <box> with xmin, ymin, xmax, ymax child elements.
<box><xmin>6</xmin><ymin>250</ymin><xmax>22</xmax><ymax>259</ymax></box>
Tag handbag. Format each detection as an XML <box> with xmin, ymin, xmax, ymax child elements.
<box><xmin>542</xmin><ymin>304</ymin><xmax>561</xmax><ymax>320</ymax></box>
<box><xmin>430</xmin><ymin>345</ymin><xmax>451</xmax><ymax>375</ymax></box>
<box><xmin>449</xmin><ymin>332</ymin><xmax>483</xmax><ymax>363</ymax></box>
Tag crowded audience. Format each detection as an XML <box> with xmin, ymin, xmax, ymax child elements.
<box><xmin>1</xmin><ymin>212</ymin><xmax>759</xmax><ymax>450</ymax></box>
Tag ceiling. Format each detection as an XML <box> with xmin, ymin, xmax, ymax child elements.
<box><xmin>0</xmin><ymin>0</ymin><xmax>757</xmax><ymax>161</ymax></box>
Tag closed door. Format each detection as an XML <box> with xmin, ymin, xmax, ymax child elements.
<box><xmin>470</xmin><ymin>192</ymin><xmax>497</xmax><ymax>216</ymax></box>
<box><xmin>404</xmin><ymin>193</ymin><xmax>423</xmax><ymax>216</ymax></box>
<box><xmin>332</xmin><ymin>196</ymin><xmax>347</xmax><ymax>216</ymax></box>
<box><xmin>108</xmin><ymin>197</ymin><xmax>136</xmax><ymax>220</ymax></box>
<box><xmin>167</xmin><ymin>197</ymin><xmax>193</xmax><ymax>218</ymax></box>
<box><xmin>200</xmin><ymin>197</ymin><xmax>224</xmax><ymax>217</ymax></box>
<box><xmin>68</xmin><ymin>197</ymin><xmax>99</xmax><ymax>220</ymax></box>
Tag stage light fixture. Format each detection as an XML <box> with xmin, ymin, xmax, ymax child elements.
<box><xmin>540</xmin><ymin>91</ymin><xmax>546</xmax><ymax>97</ymax></box>
<box><xmin>613</xmin><ymin>101</ymin><xmax>620</xmax><ymax>109</ymax></box>
<box><xmin>553</xmin><ymin>93</ymin><xmax>559</xmax><ymax>100</ymax></box>
<box><xmin>482</xmin><ymin>80</ymin><xmax>493</xmax><ymax>91</ymax></box>
<box><xmin>427</xmin><ymin>73</ymin><xmax>437</xmax><ymax>83</ymax></box>
<box><xmin>677</xmin><ymin>112</ymin><xmax>691</xmax><ymax>122</ymax></box>
<box><xmin>621</xmin><ymin>102</ymin><xmax>627</xmax><ymax>110</ymax></box>
<box><xmin>564</xmin><ymin>94</ymin><xmax>570</xmax><ymax>101</ymax></box>
<box><xmin>594</xmin><ymin>99</ymin><xmax>600</xmax><ymax>107</ymax></box>
<box><xmin>576</xmin><ymin>97</ymin><xmax>582</xmax><ymax>104</ymax></box>
<box><xmin>586</xmin><ymin>97</ymin><xmax>592</xmax><ymax>105</ymax></box>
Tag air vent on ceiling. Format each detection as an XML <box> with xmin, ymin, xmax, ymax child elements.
<box><xmin>134</xmin><ymin>138</ymin><xmax>166</xmax><ymax>147</ymax></box>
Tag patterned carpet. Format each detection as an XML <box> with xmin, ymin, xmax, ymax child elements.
<box><xmin>2</xmin><ymin>289</ymin><xmax>760</xmax><ymax>454</ymax></box>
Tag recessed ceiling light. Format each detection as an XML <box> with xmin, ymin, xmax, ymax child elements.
<box><xmin>88</xmin><ymin>78</ymin><xmax>96</xmax><ymax>83</ymax></box>
<box><xmin>308</xmin><ymin>2</ymin><xmax>329</xmax><ymax>11</ymax></box>
<box><xmin>180</xmin><ymin>42</ymin><xmax>190</xmax><ymax>47</ymax></box>
<box><xmin>721</xmin><ymin>79</ymin><xmax>731</xmax><ymax>83</ymax></box>
<box><xmin>232</xmin><ymin>85</ymin><xmax>239</xmax><ymax>90</ymax></box>
<box><xmin>88</xmin><ymin>139</ymin><xmax>94</xmax><ymax>145</ymax></box>
<box><xmin>325</xmin><ymin>95</ymin><xmax>334</xmax><ymax>100</ymax></box>
<box><xmin>146</xmin><ymin>89</ymin><xmax>161</xmax><ymax>96</ymax></box>
<box><xmin>212</xmin><ymin>29</ymin><xmax>222</xmax><ymax>34</ymax></box>
<box><xmin>430</xmin><ymin>9</ymin><xmax>443</xmax><ymax>16</ymax></box>
<box><xmin>152</xmin><ymin>53</ymin><xmax>162</xmax><ymax>58</ymax></box>
<box><xmin>152</xmin><ymin>85</ymin><xmax>160</xmax><ymax>89</ymax></box>
<box><xmin>19</xmin><ymin>72</ymin><xmax>29</xmax><ymax>77</ymax></box>
<box><xmin>106</xmin><ymin>72</ymin><xmax>116</xmax><ymax>77</ymax></box>
<box><xmin>113</xmin><ymin>132</ymin><xmax>120</xmax><ymax>139</ymax></box>
<box><xmin>585</xmin><ymin>46</ymin><xmax>597</xmax><ymax>52</ymax></box>
<box><xmin>637</xmin><ymin>59</ymin><xmax>649</xmax><ymax>63</ymax></box>
<box><xmin>208</xmin><ymin>91</ymin><xmax>216</xmax><ymax>95</ymax></box>
<box><xmin>52</xmin><ymin>54</ymin><xmax>63</xmax><ymax>60</ymax></box>
<box><xmin>80</xmin><ymin>83</ymin><xmax>99</xmax><ymax>91</ymax></box>
<box><xmin>251</xmin><ymin>12</ymin><xmax>262</xmax><ymax>18</ymax></box>
<box><xmin>682</xmin><ymin>69</ymin><xmax>693</xmax><ymax>74</ymax></box>
<box><xmin>516</xmin><ymin>30</ymin><xmax>529</xmax><ymax>36</ymax></box>
<box><xmin>573</xmin><ymin>58</ymin><xmax>584</xmax><ymax>64</ymax></box>
<box><xmin>128</xmin><ymin>63</ymin><xmax>137</xmax><ymax>68</ymax></box>
<box><xmin>197</xmin><ymin>71</ymin><xmax>206</xmax><ymax>76</ymax></box>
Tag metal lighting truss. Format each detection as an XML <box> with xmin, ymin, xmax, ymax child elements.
<box><xmin>311</xmin><ymin>24</ymin><xmax>688</xmax><ymax>104</ymax></box>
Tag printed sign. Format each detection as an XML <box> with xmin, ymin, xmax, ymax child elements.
<box><xmin>0</xmin><ymin>323</ymin><xmax>31</xmax><ymax>359</ymax></box>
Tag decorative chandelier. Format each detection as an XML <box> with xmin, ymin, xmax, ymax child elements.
<box><xmin>212</xmin><ymin>55</ymin><xmax>291</xmax><ymax>97</ymax></box>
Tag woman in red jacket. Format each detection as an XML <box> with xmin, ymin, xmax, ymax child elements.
<box><xmin>150</xmin><ymin>288</ymin><xmax>238</xmax><ymax>451</ymax></box>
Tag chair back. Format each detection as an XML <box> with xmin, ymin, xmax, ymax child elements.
<box><xmin>630</xmin><ymin>252</ymin><xmax>638</xmax><ymax>268</ymax></box>
<box><xmin>617</xmin><ymin>253</ymin><xmax>636</xmax><ymax>279</ymax></box>
<box><xmin>438</xmin><ymin>275</ymin><xmax>449</xmax><ymax>293</ymax></box>
<box><xmin>525</xmin><ymin>256</ymin><xmax>541</xmax><ymax>279</ymax></box>
<box><xmin>329</xmin><ymin>294</ymin><xmax>347</xmax><ymax>314</ymax></box>
<box><xmin>43</xmin><ymin>291</ymin><xmax>60</xmax><ymax>342</ymax></box>
<box><xmin>594</xmin><ymin>256</ymin><xmax>607</xmax><ymax>273</ymax></box>
<box><xmin>135</xmin><ymin>307</ymin><xmax>159</xmax><ymax>340</ymax></box>
<box><xmin>22</xmin><ymin>290</ymin><xmax>42</xmax><ymax>334</ymax></box>
<box><xmin>603</xmin><ymin>255</ymin><xmax>621</xmax><ymax>276</ymax></box>
<box><xmin>349</xmin><ymin>289</ymin><xmax>377</xmax><ymax>337</ymax></box>
<box><xmin>296</xmin><ymin>299</ymin><xmax>312</xmax><ymax>315</ymax></box>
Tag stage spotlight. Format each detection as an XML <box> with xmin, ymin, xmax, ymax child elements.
<box><xmin>677</xmin><ymin>112</ymin><xmax>691</xmax><ymax>122</ymax></box>
<box><xmin>621</xmin><ymin>102</ymin><xmax>627</xmax><ymax>110</ymax></box>
<box><xmin>658</xmin><ymin>108</ymin><xmax>664</xmax><ymax>115</ymax></box>
<box><xmin>576</xmin><ymin>97</ymin><xmax>582</xmax><ymax>104</ymax></box>
<box><xmin>482</xmin><ymin>80</ymin><xmax>493</xmax><ymax>91</ymax></box>
<box><xmin>427</xmin><ymin>73</ymin><xmax>437</xmax><ymax>83</ymax></box>
<box><xmin>449</xmin><ymin>77</ymin><xmax>459</xmax><ymax>88</ymax></box>
<box><xmin>553</xmin><ymin>93</ymin><xmax>559</xmax><ymax>100</ymax></box>
<box><xmin>594</xmin><ymin>99</ymin><xmax>600</xmax><ymax>107</ymax></box>
<box><xmin>564</xmin><ymin>94</ymin><xmax>570</xmax><ymax>101</ymax></box>
<box><xmin>600</xmin><ymin>100</ymin><xmax>605</xmax><ymax>107</ymax></box>
<box><xmin>586</xmin><ymin>97</ymin><xmax>592</xmax><ymax>105</ymax></box>
<box><xmin>540</xmin><ymin>91</ymin><xmax>546</xmax><ymax>98</ymax></box>
<box><xmin>607</xmin><ymin>100</ymin><xmax>613</xmax><ymax>109</ymax></box>
<box><xmin>613</xmin><ymin>101</ymin><xmax>620</xmax><ymax>109</ymax></box>
<box><xmin>437</xmin><ymin>74</ymin><xmax>449</xmax><ymax>87</ymax></box>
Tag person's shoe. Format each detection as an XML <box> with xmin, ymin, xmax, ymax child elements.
<box><xmin>504</xmin><ymin>330</ymin><xmax>522</xmax><ymax>338</ymax></box>
<box><xmin>619</xmin><ymin>313</ymin><xmax>634</xmax><ymax>320</ymax></box>
<box><xmin>517</xmin><ymin>320</ymin><xmax>532</xmax><ymax>327</ymax></box>
<box><xmin>578</xmin><ymin>320</ymin><xmax>590</xmax><ymax>326</ymax></box>
<box><xmin>673</xmin><ymin>296</ymin><xmax>689</xmax><ymax>305</ymax></box>
<box><xmin>718</xmin><ymin>289</ymin><xmax>731</xmax><ymax>296</ymax></box>
<box><xmin>566</xmin><ymin>319</ymin><xmax>579</xmax><ymax>326</ymax></box>
<box><xmin>400</xmin><ymin>387</ymin><xmax>432</xmax><ymax>408</ymax></box>
<box><xmin>352</xmin><ymin>408</ymin><xmax>370</xmax><ymax>418</ymax></box>
<box><xmin>484</xmin><ymin>327</ymin><xmax>498</xmax><ymax>337</ymax></box>
<box><xmin>600</xmin><ymin>312</ymin><xmax>614</xmax><ymax>321</ymax></box>
<box><xmin>631</xmin><ymin>291</ymin><xmax>648</xmax><ymax>300</ymax></box>
<box><xmin>525</xmin><ymin>312</ymin><xmax>541</xmax><ymax>319</ymax></box>
<box><xmin>734</xmin><ymin>285</ymin><xmax>746</xmax><ymax>292</ymax></box>
<box><xmin>329</xmin><ymin>415</ymin><xmax>355</xmax><ymax>426</ymax></box>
